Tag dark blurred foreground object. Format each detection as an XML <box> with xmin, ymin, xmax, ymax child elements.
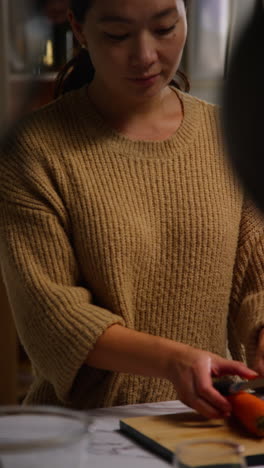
<box><xmin>223</xmin><ymin>0</ymin><xmax>264</xmax><ymax>212</ymax></box>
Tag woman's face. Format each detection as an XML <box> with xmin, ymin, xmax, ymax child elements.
<box><xmin>70</xmin><ymin>0</ymin><xmax>187</xmax><ymax>100</ymax></box>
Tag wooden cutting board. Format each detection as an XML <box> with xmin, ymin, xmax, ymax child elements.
<box><xmin>120</xmin><ymin>412</ymin><xmax>264</xmax><ymax>465</ymax></box>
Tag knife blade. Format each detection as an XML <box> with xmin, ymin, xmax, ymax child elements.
<box><xmin>229</xmin><ymin>377</ymin><xmax>264</xmax><ymax>393</ymax></box>
<box><xmin>213</xmin><ymin>377</ymin><xmax>264</xmax><ymax>396</ymax></box>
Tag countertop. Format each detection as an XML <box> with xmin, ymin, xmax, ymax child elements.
<box><xmin>83</xmin><ymin>400</ymin><xmax>264</xmax><ymax>468</ymax></box>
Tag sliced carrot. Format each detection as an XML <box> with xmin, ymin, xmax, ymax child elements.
<box><xmin>227</xmin><ymin>391</ymin><xmax>264</xmax><ymax>437</ymax></box>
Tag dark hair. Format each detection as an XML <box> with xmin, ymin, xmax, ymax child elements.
<box><xmin>54</xmin><ymin>0</ymin><xmax>189</xmax><ymax>98</ymax></box>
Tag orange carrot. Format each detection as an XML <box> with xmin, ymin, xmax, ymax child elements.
<box><xmin>227</xmin><ymin>391</ymin><xmax>264</xmax><ymax>437</ymax></box>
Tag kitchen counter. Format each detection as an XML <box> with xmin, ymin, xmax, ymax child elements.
<box><xmin>83</xmin><ymin>400</ymin><xmax>264</xmax><ymax>468</ymax></box>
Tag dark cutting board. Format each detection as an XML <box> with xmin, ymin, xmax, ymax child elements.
<box><xmin>120</xmin><ymin>412</ymin><xmax>264</xmax><ymax>465</ymax></box>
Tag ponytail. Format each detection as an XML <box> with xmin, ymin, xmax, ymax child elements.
<box><xmin>171</xmin><ymin>70</ymin><xmax>190</xmax><ymax>93</ymax></box>
<box><xmin>54</xmin><ymin>46</ymin><xmax>94</xmax><ymax>99</ymax></box>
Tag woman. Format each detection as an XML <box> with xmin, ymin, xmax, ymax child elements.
<box><xmin>0</xmin><ymin>0</ymin><xmax>263</xmax><ymax>417</ymax></box>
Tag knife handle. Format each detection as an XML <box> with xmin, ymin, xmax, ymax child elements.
<box><xmin>213</xmin><ymin>378</ymin><xmax>234</xmax><ymax>396</ymax></box>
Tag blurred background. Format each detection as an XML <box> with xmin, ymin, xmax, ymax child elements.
<box><xmin>0</xmin><ymin>0</ymin><xmax>258</xmax><ymax>404</ymax></box>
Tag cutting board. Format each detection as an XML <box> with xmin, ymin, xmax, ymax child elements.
<box><xmin>120</xmin><ymin>412</ymin><xmax>264</xmax><ymax>465</ymax></box>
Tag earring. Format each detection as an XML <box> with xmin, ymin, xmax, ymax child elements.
<box><xmin>81</xmin><ymin>43</ymin><xmax>87</xmax><ymax>50</ymax></box>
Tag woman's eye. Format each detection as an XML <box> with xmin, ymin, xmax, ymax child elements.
<box><xmin>156</xmin><ymin>25</ymin><xmax>176</xmax><ymax>36</ymax></box>
<box><xmin>104</xmin><ymin>33</ymin><xmax>129</xmax><ymax>41</ymax></box>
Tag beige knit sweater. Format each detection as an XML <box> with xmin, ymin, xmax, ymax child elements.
<box><xmin>1</xmin><ymin>86</ymin><xmax>264</xmax><ymax>409</ymax></box>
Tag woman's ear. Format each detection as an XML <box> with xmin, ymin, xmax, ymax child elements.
<box><xmin>67</xmin><ymin>9</ymin><xmax>88</xmax><ymax>48</ymax></box>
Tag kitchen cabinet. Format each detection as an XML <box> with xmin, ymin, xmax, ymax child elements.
<box><xmin>0</xmin><ymin>0</ymin><xmax>71</xmax><ymax>126</ymax></box>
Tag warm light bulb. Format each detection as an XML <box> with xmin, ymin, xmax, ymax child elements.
<box><xmin>43</xmin><ymin>39</ymin><xmax>54</xmax><ymax>67</ymax></box>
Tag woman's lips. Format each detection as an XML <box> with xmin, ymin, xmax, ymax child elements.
<box><xmin>128</xmin><ymin>73</ymin><xmax>160</xmax><ymax>86</ymax></box>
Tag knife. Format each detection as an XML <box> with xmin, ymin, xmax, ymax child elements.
<box><xmin>213</xmin><ymin>377</ymin><xmax>264</xmax><ymax>396</ymax></box>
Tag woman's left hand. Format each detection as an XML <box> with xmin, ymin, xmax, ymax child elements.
<box><xmin>253</xmin><ymin>328</ymin><xmax>264</xmax><ymax>376</ymax></box>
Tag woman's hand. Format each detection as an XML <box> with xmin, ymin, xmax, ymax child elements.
<box><xmin>166</xmin><ymin>343</ymin><xmax>258</xmax><ymax>419</ymax></box>
<box><xmin>86</xmin><ymin>324</ymin><xmax>258</xmax><ymax>419</ymax></box>
<box><xmin>253</xmin><ymin>328</ymin><xmax>264</xmax><ymax>376</ymax></box>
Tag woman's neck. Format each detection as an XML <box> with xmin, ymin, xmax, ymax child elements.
<box><xmin>87</xmin><ymin>79</ymin><xmax>183</xmax><ymax>139</ymax></box>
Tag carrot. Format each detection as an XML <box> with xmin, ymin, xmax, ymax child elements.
<box><xmin>227</xmin><ymin>391</ymin><xmax>264</xmax><ymax>437</ymax></box>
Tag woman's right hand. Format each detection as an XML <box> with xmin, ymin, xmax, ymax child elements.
<box><xmin>86</xmin><ymin>324</ymin><xmax>257</xmax><ymax>419</ymax></box>
<box><xmin>166</xmin><ymin>342</ymin><xmax>258</xmax><ymax>419</ymax></box>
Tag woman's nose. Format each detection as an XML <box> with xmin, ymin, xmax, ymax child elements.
<box><xmin>130</xmin><ymin>33</ymin><xmax>158</xmax><ymax>69</ymax></box>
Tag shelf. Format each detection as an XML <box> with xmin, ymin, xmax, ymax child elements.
<box><xmin>10</xmin><ymin>72</ymin><xmax>58</xmax><ymax>82</ymax></box>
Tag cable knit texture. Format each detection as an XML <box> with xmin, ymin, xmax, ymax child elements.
<box><xmin>0</xmin><ymin>86</ymin><xmax>264</xmax><ymax>409</ymax></box>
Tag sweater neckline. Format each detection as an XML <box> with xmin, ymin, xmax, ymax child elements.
<box><xmin>75</xmin><ymin>85</ymin><xmax>201</xmax><ymax>158</ymax></box>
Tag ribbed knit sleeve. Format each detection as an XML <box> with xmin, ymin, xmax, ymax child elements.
<box><xmin>229</xmin><ymin>199</ymin><xmax>264</xmax><ymax>366</ymax></box>
<box><xmin>0</xmin><ymin>123</ymin><xmax>125</xmax><ymax>403</ymax></box>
